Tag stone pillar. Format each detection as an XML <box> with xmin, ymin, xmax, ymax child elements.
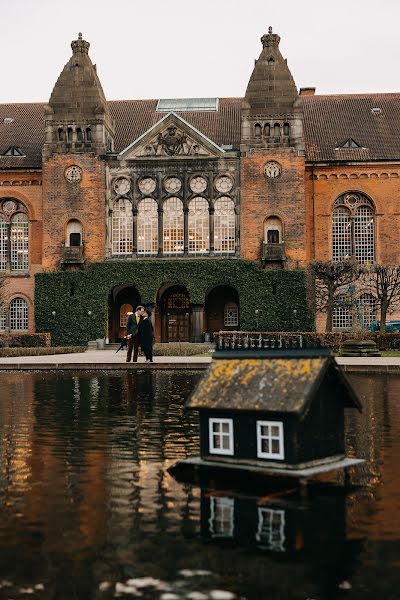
<box><xmin>157</xmin><ymin>207</ymin><xmax>163</xmax><ymax>257</ymax></box>
<box><xmin>183</xmin><ymin>207</ymin><xmax>189</xmax><ymax>256</ymax></box>
<box><xmin>191</xmin><ymin>304</ymin><xmax>205</xmax><ymax>343</ymax></box>
<box><xmin>132</xmin><ymin>207</ymin><xmax>138</xmax><ymax>257</ymax></box>
<box><xmin>235</xmin><ymin>205</ymin><xmax>240</xmax><ymax>256</ymax></box>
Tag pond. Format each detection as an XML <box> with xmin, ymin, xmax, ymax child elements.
<box><xmin>0</xmin><ymin>370</ymin><xmax>399</xmax><ymax>600</ymax></box>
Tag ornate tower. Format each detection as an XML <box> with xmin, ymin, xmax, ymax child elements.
<box><xmin>241</xmin><ymin>26</ymin><xmax>304</xmax><ymax>152</ymax></box>
<box><xmin>42</xmin><ymin>34</ymin><xmax>113</xmax><ymax>269</ymax></box>
<box><xmin>240</xmin><ymin>27</ymin><xmax>307</xmax><ymax>268</ymax></box>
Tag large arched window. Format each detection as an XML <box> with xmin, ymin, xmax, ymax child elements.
<box><xmin>188</xmin><ymin>197</ymin><xmax>209</xmax><ymax>254</ymax></box>
<box><xmin>163</xmin><ymin>197</ymin><xmax>184</xmax><ymax>255</ymax></box>
<box><xmin>137</xmin><ymin>198</ymin><xmax>158</xmax><ymax>256</ymax></box>
<box><xmin>264</xmin><ymin>216</ymin><xmax>283</xmax><ymax>244</ymax></box>
<box><xmin>332</xmin><ymin>193</ymin><xmax>375</xmax><ymax>264</ymax></box>
<box><xmin>112</xmin><ymin>199</ymin><xmax>133</xmax><ymax>255</ymax></box>
<box><xmin>0</xmin><ymin>303</ymin><xmax>6</xmax><ymax>331</ymax></box>
<box><xmin>0</xmin><ymin>214</ymin><xmax>7</xmax><ymax>271</ymax></box>
<box><xmin>356</xmin><ymin>293</ymin><xmax>377</xmax><ymax>329</ymax></box>
<box><xmin>10</xmin><ymin>297</ymin><xmax>28</xmax><ymax>331</ymax></box>
<box><xmin>10</xmin><ymin>213</ymin><xmax>29</xmax><ymax>270</ymax></box>
<box><xmin>66</xmin><ymin>219</ymin><xmax>82</xmax><ymax>247</ymax></box>
<box><xmin>214</xmin><ymin>197</ymin><xmax>235</xmax><ymax>254</ymax></box>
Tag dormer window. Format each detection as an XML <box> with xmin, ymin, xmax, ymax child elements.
<box><xmin>2</xmin><ymin>146</ymin><xmax>25</xmax><ymax>156</ymax></box>
<box><xmin>2</xmin><ymin>118</ymin><xmax>14</xmax><ymax>124</ymax></box>
<box><xmin>337</xmin><ymin>138</ymin><xmax>362</xmax><ymax>149</ymax></box>
<box><xmin>267</xmin><ymin>56</ymin><xmax>275</xmax><ymax>65</ymax></box>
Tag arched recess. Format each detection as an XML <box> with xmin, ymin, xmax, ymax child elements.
<box><xmin>332</xmin><ymin>192</ymin><xmax>375</xmax><ymax>264</ymax></box>
<box><xmin>157</xmin><ymin>283</ymin><xmax>191</xmax><ymax>343</ymax></box>
<box><xmin>264</xmin><ymin>216</ymin><xmax>283</xmax><ymax>244</ymax></box>
<box><xmin>66</xmin><ymin>219</ymin><xmax>83</xmax><ymax>247</ymax></box>
<box><xmin>205</xmin><ymin>284</ymin><xmax>240</xmax><ymax>338</ymax></box>
<box><xmin>107</xmin><ymin>284</ymin><xmax>141</xmax><ymax>343</ymax></box>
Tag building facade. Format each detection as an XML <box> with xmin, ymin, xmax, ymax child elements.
<box><xmin>1</xmin><ymin>29</ymin><xmax>399</xmax><ymax>341</ymax></box>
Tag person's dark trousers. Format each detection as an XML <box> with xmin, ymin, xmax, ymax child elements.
<box><xmin>126</xmin><ymin>335</ymin><xmax>140</xmax><ymax>362</ymax></box>
<box><xmin>142</xmin><ymin>346</ymin><xmax>153</xmax><ymax>362</ymax></box>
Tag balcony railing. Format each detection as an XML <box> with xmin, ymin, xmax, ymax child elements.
<box><xmin>61</xmin><ymin>245</ymin><xmax>84</xmax><ymax>265</ymax></box>
<box><xmin>262</xmin><ymin>242</ymin><xmax>286</xmax><ymax>262</ymax></box>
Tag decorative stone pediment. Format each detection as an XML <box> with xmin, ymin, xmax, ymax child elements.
<box><xmin>119</xmin><ymin>112</ymin><xmax>225</xmax><ymax>159</ymax></box>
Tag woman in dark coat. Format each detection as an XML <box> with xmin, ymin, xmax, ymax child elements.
<box><xmin>139</xmin><ymin>309</ymin><xmax>154</xmax><ymax>363</ymax></box>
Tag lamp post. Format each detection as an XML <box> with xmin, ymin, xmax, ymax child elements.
<box><xmin>255</xmin><ymin>308</ymin><xmax>259</xmax><ymax>330</ymax></box>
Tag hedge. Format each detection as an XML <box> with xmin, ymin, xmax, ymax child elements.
<box><xmin>35</xmin><ymin>259</ymin><xmax>315</xmax><ymax>346</ymax></box>
<box><xmin>0</xmin><ymin>333</ymin><xmax>51</xmax><ymax>348</ymax></box>
<box><xmin>0</xmin><ymin>346</ymin><xmax>86</xmax><ymax>357</ymax></box>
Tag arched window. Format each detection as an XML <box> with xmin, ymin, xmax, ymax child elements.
<box><xmin>188</xmin><ymin>197</ymin><xmax>209</xmax><ymax>254</ymax></box>
<box><xmin>10</xmin><ymin>297</ymin><xmax>28</xmax><ymax>331</ymax></box>
<box><xmin>0</xmin><ymin>214</ymin><xmax>7</xmax><ymax>271</ymax></box>
<box><xmin>0</xmin><ymin>303</ymin><xmax>6</xmax><ymax>331</ymax></box>
<box><xmin>273</xmin><ymin>123</ymin><xmax>280</xmax><ymax>138</ymax></box>
<box><xmin>67</xmin><ymin>127</ymin><xmax>73</xmax><ymax>143</ymax></box>
<box><xmin>86</xmin><ymin>127</ymin><xmax>92</xmax><ymax>142</ymax></box>
<box><xmin>255</xmin><ymin>123</ymin><xmax>262</xmax><ymax>138</ymax></box>
<box><xmin>163</xmin><ymin>197</ymin><xmax>184</xmax><ymax>255</ymax></box>
<box><xmin>120</xmin><ymin>303</ymin><xmax>133</xmax><ymax>328</ymax></box>
<box><xmin>76</xmin><ymin>128</ymin><xmax>83</xmax><ymax>142</ymax></box>
<box><xmin>264</xmin><ymin>123</ymin><xmax>270</xmax><ymax>137</ymax></box>
<box><xmin>332</xmin><ymin>193</ymin><xmax>375</xmax><ymax>264</ymax></box>
<box><xmin>137</xmin><ymin>198</ymin><xmax>158</xmax><ymax>256</ymax></box>
<box><xmin>224</xmin><ymin>302</ymin><xmax>239</xmax><ymax>327</ymax></box>
<box><xmin>58</xmin><ymin>128</ymin><xmax>64</xmax><ymax>142</ymax></box>
<box><xmin>356</xmin><ymin>294</ymin><xmax>377</xmax><ymax>329</ymax></box>
<box><xmin>214</xmin><ymin>197</ymin><xmax>235</xmax><ymax>254</ymax></box>
<box><xmin>66</xmin><ymin>219</ymin><xmax>82</xmax><ymax>247</ymax></box>
<box><xmin>10</xmin><ymin>213</ymin><xmax>29</xmax><ymax>271</ymax></box>
<box><xmin>112</xmin><ymin>199</ymin><xmax>133</xmax><ymax>255</ymax></box>
<box><xmin>283</xmin><ymin>123</ymin><xmax>290</xmax><ymax>136</ymax></box>
<box><xmin>333</xmin><ymin>295</ymin><xmax>352</xmax><ymax>330</ymax></box>
<box><xmin>264</xmin><ymin>216</ymin><xmax>283</xmax><ymax>244</ymax></box>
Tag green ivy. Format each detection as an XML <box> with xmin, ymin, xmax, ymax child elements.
<box><xmin>35</xmin><ymin>259</ymin><xmax>315</xmax><ymax>346</ymax></box>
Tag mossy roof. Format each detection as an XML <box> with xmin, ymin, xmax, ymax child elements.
<box><xmin>186</xmin><ymin>356</ymin><xmax>361</xmax><ymax>414</ymax></box>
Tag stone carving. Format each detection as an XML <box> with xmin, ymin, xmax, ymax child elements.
<box><xmin>127</xmin><ymin>125</ymin><xmax>214</xmax><ymax>159</ymax></box>
<box><xmin>157</xmin><ymin>126</ymin><xmax>187</xmax><ymax>156</ymax></box>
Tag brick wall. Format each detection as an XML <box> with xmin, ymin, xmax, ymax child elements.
<box><xmin>240</xmin><ymin>149</ymin><xmax>307</xmax><ymax>267</ymax></box>
<box><xmin>42</xmin><ymin>154</ymin><xmax>106</xmax><ymax>269</ymax></box>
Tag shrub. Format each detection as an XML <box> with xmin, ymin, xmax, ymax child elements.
<box><xmin>0</xmin><ymin>333</ymin><xmax>51</xmax><ymax>348</ymax></box>
<box><xmin>0</xmin><ymin>346</ymin><xmax>86</xmax><ymax>358</ymax></box>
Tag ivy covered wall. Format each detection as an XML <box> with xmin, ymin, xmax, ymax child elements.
<box><xmin>35</xmin><ymin>260</ymin><xmax>314</xmax><ymax>346</ymax></box>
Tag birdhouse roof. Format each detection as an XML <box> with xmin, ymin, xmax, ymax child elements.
<box><xmin>186</xmin><ymin>350</ymin><xmax>361</xmax><ymax>415</ymax></box>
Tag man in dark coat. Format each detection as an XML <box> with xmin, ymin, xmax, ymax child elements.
<box><xmin>139</xmin><ymin>309</ymin><xmax>154</xmax><ymax>363</ymax></box>
<box><xmin>126</xmin><ymin>305</ymin><xmax>144</xmax><ymax>362</ymax></box>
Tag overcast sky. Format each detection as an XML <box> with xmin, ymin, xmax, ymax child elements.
<box><xmin>2</xmin><ymin>0</ymin><xmax>400</xmax><ymax>103</ymax></box>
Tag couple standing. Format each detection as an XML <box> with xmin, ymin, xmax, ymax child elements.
<box><xmin>126</xmin><ymin>305</ymin><xmax>154</xmax><ymax>363</ymax></box>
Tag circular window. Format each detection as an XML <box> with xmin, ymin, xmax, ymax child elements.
<box><xmin>164</xmin><ymin>176</ymin><xmax>182</xmax><ymax>194</ymax></box>
<box><xmin>65</xmin><ymin>165</ymin><xmax>82</xmax><ymax>183</ymax></box>
<box><xmin>114</xmin><ymin>177</ymin><xmax>131</xmax><ymax>195</ymax></box>
<box><xmin>2</xmin><ymin>200</ymin><xmax>17</xmax><ymax>214</ymax></box>
<box><xmin>264</xmin><ymin>161</ymin><xmax>281</xmax><ymax>179</ymax></box>
<box><xmin>138</xmin><ymin>177</ymin><xmax>156</xmax><ymax>195</ymax></box>
<box><xmin>215</xmin><ymin>175</ymin><xmax>233</xmax><ymax>193</ymax></box>
<box><xmin>189</xmin><ymin>175</ymin><xmax>207</xmax><ymax>194</ymax></box>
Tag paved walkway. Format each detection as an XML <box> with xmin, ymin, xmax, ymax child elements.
<box><xmin>0</xmin><ymin>350</ymin><xmax>399</xmax><ymax>371</ymax></box>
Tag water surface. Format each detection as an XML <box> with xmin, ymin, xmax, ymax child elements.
<box><xmin>0</xmin><ymin>370</ymin><xmax>399</xmax><ymax>600</ymax></box>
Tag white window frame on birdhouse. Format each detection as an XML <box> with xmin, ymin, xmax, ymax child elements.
<box><xmin>256</xmin><ymin>420</ymin><xmax>284</xmax><ymax>460</ymax></box>
<box><xmin>209</xmin><ymin>418</ymin><xmax>234</xmax><ymax>455</ymax></box>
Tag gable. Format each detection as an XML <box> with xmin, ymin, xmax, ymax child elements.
<box><xmin>118</xmin><ymin>112</ymin><xmax>226</xmax><ymax>159</ymax></box>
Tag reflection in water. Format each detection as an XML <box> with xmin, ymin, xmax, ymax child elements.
<box><xmin>0</xmin><ymin>370</ymin><xmax>399</xmax><ymax>599</ymax></box>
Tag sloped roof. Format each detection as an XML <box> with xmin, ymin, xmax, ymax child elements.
<box><xmin>186</xmin><ymin>355</ymin><xmax>361</xmax><ymax>414</ymax></box>
<box><xmin>1</xmin><ymin>93</ymin><xmax>400</xmax><ymax>168</ymax></box>
<box><xmin>301</xmin><ymin>93</ymin><xmax>400</xmax><ymax>161</ymax></box>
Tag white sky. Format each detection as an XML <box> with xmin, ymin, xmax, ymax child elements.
<box><xmin>2</xmin><ymin>0</ymin><xmax>400</xmax><ymax>103</ymax></box>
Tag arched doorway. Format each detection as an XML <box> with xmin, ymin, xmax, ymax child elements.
<box><xmin>205</xmin><ymin>285</ymin><xmax>239</xmax><ymax>338</ymax></box>
<box><xmin>108</xmin><ymin>285</ymin><xmax>141</xmax><ymax>342</ymax></box>
<box><xmin>159</xmin><ymin>285</ymin><xmax>191</xmax><ymax>342</ymax></box>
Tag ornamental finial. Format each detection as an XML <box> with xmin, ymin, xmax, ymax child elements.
<box><xmin>261</xmin><ymin>26</ymin><xmax>281</xmax><ymax>48</ymax></box>
<box><xmin>71</xmin><ymin>33</ymin><xmax>90</xmax><ymax>54</ymax></box>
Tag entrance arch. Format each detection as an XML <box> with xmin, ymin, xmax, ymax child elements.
<box><xmin>205</xmin><ymin>285</ymin><xmax>239</xmax><ymax>338</ymax></box>
<box><xmin>158</xmin><ymin>284</ymin><xmax>191</xmax><ymax>342</ymax></box>
<box><xmin>108</xmin><ymin>284</ymin><xmax>141</xmax><ymax>342</ymax></box>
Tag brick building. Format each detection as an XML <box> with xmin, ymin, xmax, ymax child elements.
<box><xmin>1</xmin><ymin>28</ymin><xmax>399</xmax><ymax>341</ymax></box>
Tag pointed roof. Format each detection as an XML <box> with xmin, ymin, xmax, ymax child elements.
<box><xmin>242</xmin><ymin>27</ymin><xmax>298</xmax><ymax>113</ymax></box>
<box><xmin>47</xmin><ymin>33</ymin><xmax>111</xmax><ymax>122</ymax></box>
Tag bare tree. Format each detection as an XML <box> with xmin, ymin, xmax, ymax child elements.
<box><xmin>365</xmin><ymin>265</ymin><xmax>400</xmax><ymax>332</ymax></box>
<box><xmin>311</xmin><ymin>259</ymin><xmax>362</xmax><ymax>332</ymax></box>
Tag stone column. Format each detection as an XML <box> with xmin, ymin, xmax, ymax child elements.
<box><xmin>157</xmin><ymin>207</ymin><xmax>163</xmax><ymax>257</ymax></box>
<box><xmin>183</xmin><ymin>206</ymin><xmax>189</xmax><ymax>256</ymax></box>
<box><xmin>191</xmin><ymin>304</ymin><xmax>205</xmax><ymax>343</ymax></box>
<box><xmin>132</xmin><ymin>207</ymin><xmax>138</xmax><ymax>257</ymax></box>
<box><xmin>235</xmin><ymin>205</ymin><xmax>240</xmax><ymax>256</ymax></box>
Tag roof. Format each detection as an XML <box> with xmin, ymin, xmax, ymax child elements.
<box><xmin>186</xmin><ymin>354</ymin><xmax>361</xmax><ymax>415</ymax></box>
<box><xmin>1</xmin><ymin>93</ymin><xmax>400</xmax><ymax>168</ymax></box>
<box><xmin>302</xmin><ymin>93</ymin><xmax>400</xmax><ymax>161</ymax></box>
